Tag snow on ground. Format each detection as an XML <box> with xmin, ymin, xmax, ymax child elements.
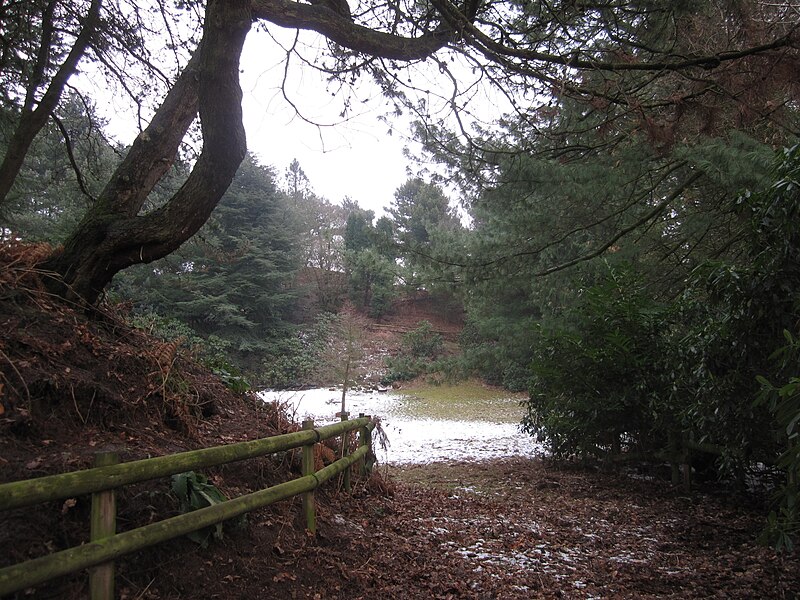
<box><xmin>257</xmin><ymin>388</ymin><xmax>546</xmax><ymax>464</ymax></box>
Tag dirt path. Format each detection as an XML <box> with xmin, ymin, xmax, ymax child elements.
<box><xmin>288</xmin><ymin>458</ymin><xmax>799</xmax><ymax>599</ymax></box>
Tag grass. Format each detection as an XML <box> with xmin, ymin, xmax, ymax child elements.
<box><xmin>389</xmin><ymin>380</ymin><xmax>527</xmax><ymax>423</ymax></box>
<box><xmin>388</xmin><ymin>461</ymin><xmax>472</xmax><ymax>490</ymax></box>
<box><xmin>387</xmin><ymin>459</ymin><xmax>523</xmax><ymax>492</ymax></box>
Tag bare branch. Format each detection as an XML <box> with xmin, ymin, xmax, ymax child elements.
<box><xmin>50</xmin><ymin>112</ymin><xmax>96</xmax><ymax>203</ymax></box>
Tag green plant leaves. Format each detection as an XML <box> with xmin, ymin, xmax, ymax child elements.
<box><xmin>171</xmin><ymin>471</ymin><xmax>230</xmax><ymax>547</ymax></box>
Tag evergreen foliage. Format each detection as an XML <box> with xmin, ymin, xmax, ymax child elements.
<box><xmin>1</xmin><ymin>93</ymin><xmax>120</xmax><ymax>241</ymax></box>
<box><xmin>261</xmin><ymin>313</ymin><xmax>336</xmax><ymax>389</ymax></box>
<box><xmin>387</xmin><ymin>178</ymin><xmax>461</xmax><ymax>289</ymax></box>
<box><xmin>455</xmin><ymin>142</ymin><xmax>799</xmax><ymax>547</ymax></box>
<box><xmin>384</xmin><ymin>320</ymin><xmax>446</xmax><ymax>383</ymax></box>
<box><xmin>342</xmin><ymin>203</ymin><xmax>398</xmax><ymax>317</ymax></box>
<box><xmin>115</xmin><ymin>153</ymin><xmax>305</xmax><ymax>381</ymax></box>
<box><xmin>523</xmin><ymin>264</ymin><xmax>671</xmax><ymax>458</ymax></box>
<box><xmin>296</xmin><ymin>193</ymin><xmax>348</xmax><ymax>313</ymax></box>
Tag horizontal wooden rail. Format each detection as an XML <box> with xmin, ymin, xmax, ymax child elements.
<box><xmin>0</xmin><ymin>417</ymin><xmax>370</xmax><ymax>512</ymax></box>
<box><xmin>0</xmin><ymin>444</ymin><xmax>369</xmax><ymax>596</ymax></box>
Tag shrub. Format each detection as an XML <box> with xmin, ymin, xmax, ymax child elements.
<box><xmin>130</xmin><ymin>311</ymin><xmax>251</xmax><ymax>393</ymax></box>
<box><xmin>171</xmin><ymin>472</ymin><xmax>240</xmax><ymax>547</ymax></box>
<box><xmin>403</xmin><ymin>320</ymin><xmax>444</xmax><ymax>359</ymax></box>
<box><xmin>523</xmin><ymin>265</ymin><xmax>670</xmax><ymax>459</ymax></box>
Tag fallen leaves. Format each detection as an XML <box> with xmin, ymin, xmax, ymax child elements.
<box><xmin>61</xmin><ymin>498</ymin><xmax>77</xmax><ymax>514</ymax></box>
<box><xmin>25</xmin><ymin>458</ymin><xmax>42</xmax><ymax>470</ymax></box>
<box><xmin>295</xmin><ymin>459</ymin><xmax>800</xmax><ymax>599</ymax></box>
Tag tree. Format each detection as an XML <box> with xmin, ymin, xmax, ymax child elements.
<box><xmin>384</xmin><ymin>319</ymin><xmax>446</xmax><ymax>383</ymax></box>
<box><xmin>347</xmin><ymin>247</ymin><xmax>396</xmax><ymax>316</ymax></box>
<box><xmin>0</xmin><ymin>0</ymin><xmax>791</xmax><ymax>305</ymax></box>
<box><xmin>468</xmin><ymin>140</ymin><xmax>799</xmax><ymax>502</ymax></box>
<box><xmin>293</xmin><ymin>189</ymin><xmax>348</xmax><ymax>313</ymax></box>
<box><xmin>388</xmin><ymin>177</ymin><xmax>460</xmax><ymax>288</ymax></box>
<box><xmin>669</xmin><ymin>144</ymin><xmax>800</xmax><ymax>476</ymax></box>
<box><xmin>1</xmin><ymin>91</ymin><xmax>121</xmax><ymax>241</ymax></box>
<box><xmin>342</xmin><ymin>203</ymin><xmax>398</xmax><ymax>315</ymax></box>
<box><xmin>0</xmin><ymin>0</ymin><xmax>196</xmax><ymax>210</ymax></box>
<box><xmin>113</xmin><ymin>153</ymin><xmax>304</xmax><ymax>375</ymax></box>
<box><xmin>425</xmin><ymin>55</ymin><xmax>786</xmax><ymax>387</ymax></box>
<box><xmin>344</xmin><ymin>208</ymin><xmax>375</xmax><ymax>253</ymax></box>
<box><xmin>39</xmin><ymin>0</ymin><xmax>250</xmax><ymax>304</ymax></box>
<box><xmin>319</xmin><ymin>303</ymin><xmax>369</xmax><ymax>415</ymax></box>
<box><xmin>0</xmin><ymin>0</ymin><xmax>102</xmax><ymax>204</ymax></box>
<box><xmin>389</xmin><ymin>178</ymin><xmax>456</xmax><ymax>247</ymax></box>
<box><xmin>285</xmin><ymin>158</ymin><xmax>312</xmax><ymax>204</ymax></box>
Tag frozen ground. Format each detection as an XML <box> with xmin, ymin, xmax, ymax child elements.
<box><xmin>257</xmin><ymin>388</ymin><xmax>546</xmax><ymax>464</ymax></box>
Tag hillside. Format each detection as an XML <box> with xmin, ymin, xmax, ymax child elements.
<box><xmin>0</xmin><ymin>242</ymin><xmax>377</xmax><ymax>598</ymax></box>
<box><xmin>371</xmin><ymin>292</ymin><xmax>464</xmax><ymax>341</ymax></box>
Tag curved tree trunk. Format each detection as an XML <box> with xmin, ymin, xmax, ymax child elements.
<box><xmin>37</xmin><ymin>0</ymin><xmax>456</xmax><ymax>306</ymax></box>
<box><xmin>42</xmin><ymin>0</ymin><xmax>252</xmax><ymax>304</ymax></box>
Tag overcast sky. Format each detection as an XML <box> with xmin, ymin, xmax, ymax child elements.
<box><xmin>239</xmin><ymin>31</ymin><xmax>419</xmax><ymax>216</ymax></box>
<box><xmin>87</xmin><ymin>18</ymin><xmax>509</xmax><ymax>219</ymax></box>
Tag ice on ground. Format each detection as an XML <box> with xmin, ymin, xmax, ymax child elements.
<box><xmin>258</xmin><ymin>387</ymin><xmax>546</xmax><ymax>464</ymax></box>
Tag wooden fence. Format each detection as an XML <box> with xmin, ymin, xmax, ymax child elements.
<box><xmin>0</xmin><ymin>413</ymin><xmax>374</xmax><ymax>599</ymax></box>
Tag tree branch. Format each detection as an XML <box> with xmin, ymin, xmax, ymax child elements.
<box><xmin>251</xmin><ymin>0</ymin><xmax>454</xmax><ymax>60</ymax></box>
<box><xmin>533</xmin><ymin>171</ymin><xmax>704</xmax><ymax>276</ymax></box>
<box><xmin>50</xmin><ymin>113</ymin><xmax>95</xmax><ymax>203</ymax></box>
<box><xmin>431</xmin><ymin>0</ymin><xmax>797</xmax><ymax>73</ymax></box>
<box><xmin>0</xmin><ymin>0</ymin><xmax>102</xmax><ymax>204</ymax></box>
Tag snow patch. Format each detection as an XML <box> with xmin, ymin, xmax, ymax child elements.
<box><xmin>258</xmin><ymin>387</ymin><xmax>546</xmax><ymax>464</ymax></box>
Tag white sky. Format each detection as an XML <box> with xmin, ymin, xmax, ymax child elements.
<box><xmin>86</xmin><ymin>15</ymin><xmax>520</xmax><ymax>218</ymax></box>
<box><xmin>238</xmin><ymin>24</ymin><xmax>529</xmax><ymax>216</ymax></box>
<box><xmin>86</xmin><ymin>26</ymin><xmax>421</xmax><ymax>217</ymax></box>
<box><xmin>240</xmin><ymin>30</ymin><xmax>419</xmax><ymax>216</ymax></box>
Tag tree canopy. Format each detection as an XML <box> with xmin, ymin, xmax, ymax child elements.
<box><xmin>0</xmin><ymin>0</ymin><xmax>795</xmax><ymax>304</ymax></box>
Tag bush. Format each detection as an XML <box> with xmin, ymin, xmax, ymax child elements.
<box><xmin>523</xmin><ymin>265</ymin><xmax>670</xmax><ymax>459</ymax></box>
<box><xmin>382</xmin><ymin>355</ymin><xmax>426</xmax><ymax>384</ymax></box>
<box><xmin>382</xmin><ymin>321</ymin><xmax>446</xmax><ymax>383</ymax></box>
<box><xmin>756</xmin><ymin>330</ymin><xmax>800</xmax><ymax>551</ymax></box>
<box><xmin>261</xmin><ymin>313</ymin><xmax>335</xmax><ymax>388</ymax></box>
<box><xmin>403</xmin><ymin>320</ymin><xmax>444</xmax><ymax>359</ymax></box>
<box><xmin>130</xmin><ymin>311</ymin><xmax>251</xmax><ymax>393</ymax></box>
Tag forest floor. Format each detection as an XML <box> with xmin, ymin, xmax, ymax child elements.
<box><xmin>1</xmin><ymin>242</ymin><xmax>799</xmax><ymax>599</ymax></box>
<box><xmin>322</xmin><ymin>460</ymin><xmax>800</xmax><ymax>599</ymax></box>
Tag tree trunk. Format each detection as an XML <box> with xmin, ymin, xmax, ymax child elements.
<box><xmin>41</xmin><ymin>0</ymin><xmax>252</xmax><ymax>304</ymax></box>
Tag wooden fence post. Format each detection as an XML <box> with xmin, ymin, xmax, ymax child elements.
<box><xmin>358</xmin><ymin>413</ymin><xmax>371</xmax><ymax>476</ymax></box>
<box><xmin>0</xmin><ymin>419</ymin><xmax>375</xmax><ymax>596</ymax></box>
<box><xmin>301</xmin><ymin>420</ymin><xmax>316</xmax><ymax>534</ymax></box>
<box><xmin>340</xmin><ymin>412</ymin><xmax>351</xmax><ymax>493</ymax></box>
<box><xmin>90</xmin><ymin>451</ymin><xmax>118</xmax><ymax>600</ymax></box>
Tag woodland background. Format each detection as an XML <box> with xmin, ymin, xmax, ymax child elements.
<box><xmin>1</xmin><ymin>0</ymin><xmax>799</xmax><ymax>551</ymax></box>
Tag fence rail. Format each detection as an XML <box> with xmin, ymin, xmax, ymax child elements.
<box><xmin>0</xmin><ymin>414</ymin><xmax>374</xmax><ymax>598</ymax></box>
<box><xmin>0</xmin><ymin>418</ymin><xmax>364</xmax><ymax>512</ymax></box>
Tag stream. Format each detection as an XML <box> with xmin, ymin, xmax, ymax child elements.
<box><xmin>258</xmin><ymin>387</ymin><xmax>546</xmax><ymax>464</ymax></box>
